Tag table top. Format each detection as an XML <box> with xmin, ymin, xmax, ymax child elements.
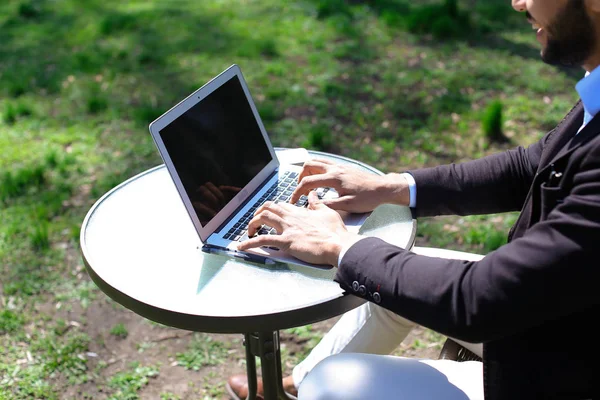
<box><xmin>80</xmin><ymin>150</ymin><xmax>416</xmax><ymax>333</ymax></box>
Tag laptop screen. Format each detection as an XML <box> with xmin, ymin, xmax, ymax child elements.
<box><xmin>159</xmin><ymin>75</ymin><xmax>273</xmax><ymax>227</ymax></box>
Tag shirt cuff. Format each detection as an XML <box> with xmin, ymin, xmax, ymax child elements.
<box><xmin>337</xmin><ymin>236</ymin><xmax>368</xmax><ymax>267</ymax></box>
<box><xmin>401</xmin><ymin>172</ymin><xmax>417</xmax><ymax>208</ymax></box>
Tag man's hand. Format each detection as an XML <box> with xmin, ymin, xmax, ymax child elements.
<box><xmin>289</xmin><ymin>159</ymin><xmax>410</xmax><ymax>213</ymax></box>
<box><xmin>237</xmin><ymin>192</ymin><xmax>360</xmax><ymax>266</ymax></box>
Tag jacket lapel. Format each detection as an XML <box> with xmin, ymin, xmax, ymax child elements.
<box><xmin>538</xmin><ymin>110</ymin><xmax>600</xmax><ymax>178</ymax></box>
<box><xmin>538</xmin><ymin>101</ymin><xmax>583</xmax><ymax>169</ymax></box>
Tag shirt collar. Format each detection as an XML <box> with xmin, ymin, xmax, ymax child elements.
<box><xmin>576</xmin><ymin>66</ymin><xmax>600</xmax><ymax>125</ymax></box>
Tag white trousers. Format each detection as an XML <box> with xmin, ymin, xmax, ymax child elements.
<box><xmin>292</xmin><ymin>247</ymin><xmax>485</xmax><ymax>400</ymax></box>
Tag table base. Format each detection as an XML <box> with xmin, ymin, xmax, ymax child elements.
<box><xmin>244</xmin><ymin>331</ymin><xmax>296</xmax><ymax>400</ymax></box>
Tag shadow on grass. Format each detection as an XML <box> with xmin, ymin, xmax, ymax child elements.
<box><xmin>307</xmin><ymin>0</ymin><xmax>582</xmax><ymax>80</ymax></box>
<box><xmin>0</xmin><ymin>0</ymin><xmax>279</xmax><ymax>127</ymax></box>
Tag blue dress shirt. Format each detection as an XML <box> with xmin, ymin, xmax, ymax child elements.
<box><xmin>576</xmin><ymin>68</ymin><xmax>600</xmax><ymax>128</ymax></box>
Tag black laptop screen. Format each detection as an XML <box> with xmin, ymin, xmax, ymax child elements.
<box><xmin>159</xmin><ymin>76</ymin><xmax>273</xmax><ymax>226</ymax></box>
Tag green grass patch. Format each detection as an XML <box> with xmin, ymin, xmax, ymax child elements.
<box><xmin>0</xmin><ymin>309</ymin><xmax>24</xmax><ymax>334</ymax></box>
<box><xmin>175</xmin><ymin>333</ymin><xmax>229</xmax><ymax>371</ymax></box>
<box><xmin>0</xmin><ymin>165</ymin><xmax>45</xmax><ymax>202</ymax></box>
<box><xmin>3</xmin><ymin>101</ymin><xmax>33</xmax><ymax>125</ymax></box>
<box><xmin>482</xmin><ymin>99</ymin><xmax>506</xmax><ymax>143</ymax></box>
<box><xmin>29</xmin><ymin>221</ymin><xmax>50</xmax><ymax>251</ymax></box>
<box><xmin>110</xmin><ymin>323</ymin><xmax>129</xmax><ymax>339</ymax></box>
<box><xmin>108</xmin><ymin>362</ymin><xmax>159</xmax><ymax>400</ymax></box>
<box><xmin>32</xmin><ymin>331</ymin><xmax>91</xmax><ymax>384</ymax></box>
<box><xmin>282</xmin><ymin>325</ymin><xmax>324</xmax><ymax>365</ymax></box>
<box><xmin>18</xmin><ymin>1</ymin><xmax>42</xmax><ymax>19</ymax></box>
<box><xmin>406</xmin><ymin>0</ymin><xmax>472</xmax><ymax>40</ymax></box>
<box><xmin>56</xmin><ymin>280</ymin><xmax>98</xmax><ymax>309</ymax></box>
<box><xmin>303</xmin><ymin>124</ymin><xmax>334</xmax><ymax>151</ymax></box>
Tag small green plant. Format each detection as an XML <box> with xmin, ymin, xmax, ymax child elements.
<box><xmin>303</xmin><ymin>125</ymin><xmax>333</xmax><ymax>151</ymax></box>
<box><xmin>258</xmin><ymin>102</ymin><xmax>279</xmax><ymax>122</ymax></box>
<box><xmin>315</xmin><ymin>0</ymin><xmax>353</xmax><ymax>19</ymax></box>
<box><xmin>378</xmin><ymin>138</ymin><xmax>396</xmax><ymax>155</ymax></box>
<box><xmin>18</xmin><ymin>2</ymin><xmax>41</xmax><ymax>19</ymax></box>
<box><xmin>110</xmin><ymin>323</ymin><xmax>129</xmax><ymax>339</ymax></box>
<box><xmin>465</xmin><ymin>222</ymin><xmax>507</xmax><ymax>252</ymax></box>
<box><xmin>0</xmin><ymin>309</ymin><xmax>24</xmax><ymax>334</ymax></box>
<box><xmin>3</xmin><ymin>101</ymin><xmax>33</xmax><ymax>124</ymax></box>
<box><xmin>44</xmin><ymin>149</ymin><xmax>60</xmax><ymax>168</ymax></box>
<box><xmin>100</xmin><ymin>13</ymin><xmax>137</xmax><ymax>35</ymax></box>
<box><xmin>133</xmin><ymin>105</ymin><xmax>163</xmax><ymax>126</ymax></box>
<box><xmin>87</xmin><ymin>95</ymin><xmax>108</xmax><ymax>114</ymax></box>
<box><xmin>30</xmin><ymin>221</ymin><xmax>50</xmax><ymax>251</ymax></box>
<box><xmin>9</xmin><ymin>82</ymin><xmax>26</xmax><ymax>97</ymax></box>
<box><xmin>257</xmin><ymin>38</ymin><xmax>278</xmax><ymax>57</ymax></box>
<box><xmin>406</xmin><ymin>0</ymin><xmax>471</xmax><ymax>39</ymax></box>
<box><xmin>160</xmin><ymin>392</ymin><xmax>182</xmax><ymax>400</ymax></box>
<box><xmin>33</xmin><ymin>332</ymin><xmax>91</xmax><ymax>383</ymax></box>
<box><xmin>108</xmin><ymin>362</ymin><xmax>159</xmax><ymax>400</ymax></box>
<box><xmin>482</xmin><ymin>100</ymin><xmax>506</xmax><ymax>142</ymax></box>
<box><xmin>53</xmin><ymin>318</ymin><xmax>69</xmax><ymax>336</ymax></box>
<box><xmin>283</xmin><ymin>325</ymin><xmax>324</xmax><ymax>364</ymax></box>
<box><xmin>175</xmin><ymin>333</ymin><xmax>228</xmax><ymax>371</ymax></box>
<box><xmin>3</xmin><ymin>103</ymin><xmax>16</xmax><ymax>124</ymax></box>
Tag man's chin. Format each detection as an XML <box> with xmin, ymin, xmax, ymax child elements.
<box><xmin>540</xmin><ymin>40</ymin><xmax>591</xmax><ymax>67</ymax></box>
<box><xmin>540</xmin><ymin>48</ymin><xmax>577</xmax><ymax>67</ymax></box>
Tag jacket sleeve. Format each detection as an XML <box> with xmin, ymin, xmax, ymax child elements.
<box><xmin>335</xmin><ymin>141</ymin><xmax>600</xmax><ymax>343</ymax></box>
<box><xmin>407</xmin><ymin>138</ymin><xmax>545</xmax><ymax>217</ymax></box>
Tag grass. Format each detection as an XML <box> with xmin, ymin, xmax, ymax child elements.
<box><xmin>108</xmin><ymin>362</ymin><xmax>159</xmax><ymax>400</ymax></box>
<box><xmin>0</xmin><ymin>0</ymin><xmax>582</xmax><ymax>397</ymax></box>
<box><xmin>32</xmin><ymin>331</ymin><xmax>92</xmax><ymax>384</ymax></box>
<box><xmin>109</xmin><ymin>323</ymin><xmax>129</xmax><ymax>339</ymax></box>
<box><xmin>482</xmin><ymin>99</ymin><xmax>506</xmax><ymax>143</ymax></box>
<box><xmin>0</xmin><ymin>310</ymin><xmax>23</xmax><ymax>334</ymax></box>
<box><xmin>175</xmin><ymin>333</ymin><xmax>229</xmax><ymax>371</ymax></box>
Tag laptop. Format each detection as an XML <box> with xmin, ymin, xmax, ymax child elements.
<box><xmin>149</xmin><ymin>64</ymin><xmax>369</xmax><ymax>268</ymax></box>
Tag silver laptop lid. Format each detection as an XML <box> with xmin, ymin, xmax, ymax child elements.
<box><xmin>148</xmin><ymin>64</ymin><xmax>280</xmax><ymax>242</ymax></box>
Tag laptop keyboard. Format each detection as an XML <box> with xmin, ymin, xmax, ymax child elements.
<box><xmin>223</xmin><ymin>171</ymin><xmax>330</xmax><ymax>242</ymax></box>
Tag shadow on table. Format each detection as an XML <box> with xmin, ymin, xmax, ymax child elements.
<box><xmin>196</xmin><ymin>252</ymin><xmax>338</xmax><ymax>295</ymax></box>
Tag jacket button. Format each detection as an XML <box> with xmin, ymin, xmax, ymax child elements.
<box><xmin>352</xmin><ymin>281</ymin><xmax>359</xmax><ymax>292</ymax></box>
<box><xmin>373</xmin><ymin>292</ymin><xmax>381</xmax><ymax>303</ymax></box>
<box><xmin>358</xmin><ymin>285</ymin><xmax>367</xmax><ymax>296</ymax></box>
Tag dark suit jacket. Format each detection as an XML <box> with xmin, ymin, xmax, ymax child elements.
<box><xmin>335</xmin><ymin>101</ymin><xmax>599</xmax><ymax>400</ymax></box>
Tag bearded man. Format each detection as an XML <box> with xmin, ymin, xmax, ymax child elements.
<box><xmin>227</xmin><ymin>0</ymin><xmax>600</xmax><ymax>398</ymax></box>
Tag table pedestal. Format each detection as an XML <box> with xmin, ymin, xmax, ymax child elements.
<box><xmin>244</xmin><ymin>331</ymin><xmax>296</xmax><ymax>400</ymax></box>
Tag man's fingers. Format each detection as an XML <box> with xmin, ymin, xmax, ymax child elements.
<box><xmin>290</xmin><ymin>175</ymin><xmax>338</xmax><ymax>204</ymax></box>
<box><xmin>237</xmin><ymin>234</ymin><xmax>288</xmax><ymax>251</ymax></box>
<box><xmin>321</xmin><ymin>195</ymin><xmax>356</xmax><ymax>211</ymax></box>
<box><xmin>255</xmin><ymin>200</ymin><xmax>286</xmax><ymax>218</ymax></box>
<box><xmin>298</xmin><ymin>160</ymin><xmax>336</xmax><ymax>183</ymax></box>
<box><xmin>307</xmin><ymin>191</ymin><xmax>324</xmax><ymax>210</ymax></box>
<box><xmin>246</xmin><ymin>210</ymin><xmax>285</xmax><ymax>236</ymax></box>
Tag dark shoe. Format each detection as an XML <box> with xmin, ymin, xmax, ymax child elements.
<box><xmin>226</xmin><ymin>374</ymin><xmax>297</xmax><ymax>400</ymax></box>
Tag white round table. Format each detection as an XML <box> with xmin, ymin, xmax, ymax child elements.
<box><xmin>80</xmin><ymin>149</ymin><xmax>416</xmax><ymax>399</ymax></box>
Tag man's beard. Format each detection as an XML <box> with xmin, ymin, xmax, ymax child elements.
<box><xmin>541</xmin><ymin>0</ymin><xmax>596</xmax><ymax>67</ymax></box>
